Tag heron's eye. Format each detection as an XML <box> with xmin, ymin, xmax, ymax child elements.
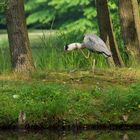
<box><xmin>64</xmin><ymin>45</ymin><xmax>69</xmax><ymax>50</ymax></box>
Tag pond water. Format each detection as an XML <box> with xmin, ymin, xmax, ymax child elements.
<box><xmin>0</xmin><ymin>130</ymin><xmax>140</xmax><ymax>140</ymax></box>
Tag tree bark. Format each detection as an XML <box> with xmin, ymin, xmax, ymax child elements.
<box><xmin>96</xmin><ymin>0</ymin><xmax>124</xmax><ymax>67</ymax></box>
<box><xmin>119</xmin><ymin>0</ymin><xmax>140</xmax><ymax>66</ymax></box>
<box><xmin>6</xmin><ymin>0</ymin><xmax>35</xmax><ymax>73</ymax></box>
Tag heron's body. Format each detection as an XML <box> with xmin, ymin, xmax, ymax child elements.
<box><xmin>64</xmin><ymin>34</ymin><xmax>112</xmax><ymax>58</ymax></box>
<box><xmin>83</xmin><ymin>34</ymin><xmax>112</xmax><ymax>57</ymax></box>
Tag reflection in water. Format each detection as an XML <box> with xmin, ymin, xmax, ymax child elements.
<box><xmin>0</xmin><ymin>130</ymin><xmax>140</xmax><ymax>140</ymax></box>
<box><xmin>123</xmin><ymin>134</ymin><xmax>129</xmax><ymax>140</ymax></box>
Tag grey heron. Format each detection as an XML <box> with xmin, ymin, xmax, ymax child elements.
<box><xmin>64</xmin><ymin>34</ymin><xmax>112</xmax><ymax>58</ymax></box>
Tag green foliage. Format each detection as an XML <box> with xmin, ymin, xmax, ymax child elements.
<box><xmin>0</xmin><ymin>0</ymin><xmax>8</xmax><ymax>27</ymax></box>
<box><xmin>24</xmin><ymin>0</ymin><xmax>98</xmax><ymax>32</ymax></box>
<box><xmin>0</xmin><ymin>0</ymin><xmax>8</xmax><ymax>12</ymax></box>
<box><xmin>103</xmin><ymin>84</ymin><xmax>140</xmax><ymax>113</ymax></box>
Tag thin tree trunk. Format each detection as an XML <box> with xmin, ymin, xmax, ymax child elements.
<box><xmin>6</xmin><ymin>0</ymin><xmax>35</xmax><ymax>73</ymax></box>
<box><xmin>132</xmin><ymin>0</ymin><xmax>140</xmax><ymax>45</ymax></box>
<box><xmin>96</xmin><ymin>0</ymin><xmax>124</xmax><ymax>67</ymax></box>
<box><xmin>119</xmin><ymin>0</ymin><xmax>140</xmax><ymax>66</ymax></box>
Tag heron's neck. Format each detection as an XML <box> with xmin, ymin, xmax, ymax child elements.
<box><xmin>74</xmin><ymin>43</ymin><xmax>85</xmax><ymax>49</ymax></box>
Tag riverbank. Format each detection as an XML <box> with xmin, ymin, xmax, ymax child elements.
<box><xmin>1</xmin><ymin>68</ymin><xmax>140</xmax><ymax>129</ymax></box>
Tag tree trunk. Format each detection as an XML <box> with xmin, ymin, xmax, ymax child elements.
<box><xmin>96</xmin><ymin>0</ymin><xmax>124</xmax><ymax>67</ymax></box>
<box><xmin>6</xmin><ymin>0</ymin><xmax>35</xmax><ymax>73</ymax></box>
<box><xmin>119</xmin><ymin>0</ymin><xmax>140</xmax><ymax>66</ymax></box>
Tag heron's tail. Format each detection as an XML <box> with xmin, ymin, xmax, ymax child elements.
<box><xmin>102</xmin><ymin>52</ymin><xmax>112</xmax><ymax>58</ymax></box>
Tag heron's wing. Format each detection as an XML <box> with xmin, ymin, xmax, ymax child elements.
<box><xmin>83</xmin><ymin>34</ymin><xmax>112</xmax><ymax>56</ymax></box>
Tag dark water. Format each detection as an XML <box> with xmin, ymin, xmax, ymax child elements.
<box><xmin>0</xmin><ymin>130</ymin><xmax>140</xmax><ymax>140</ymax></box>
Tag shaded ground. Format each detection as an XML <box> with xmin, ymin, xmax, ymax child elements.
<box><xmin>44</xmin><ymin>68</ymin><xmax>139</xmax><ymax>88</ymax></box>
<box><xmin>1</xmin><ymin>68</ymin><xmax>139</xmax><ymax>90</ymax></box>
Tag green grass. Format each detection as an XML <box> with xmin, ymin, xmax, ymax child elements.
<box><xmin>0</xmin><ymin>75</ymin><xmax>140</xmax><ymax>128</ymax></box>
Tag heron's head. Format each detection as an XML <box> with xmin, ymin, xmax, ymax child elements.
<box><xmin>64</xmin><ymin>43</ymin><xmax>83</xmax><ymax>51</ymax></box>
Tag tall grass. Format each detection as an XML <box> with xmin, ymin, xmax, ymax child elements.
<box><xmin>0</xmin><ymin>30</ymin><xmax>112</xmax><ymax>73</ymax></box>
<box><xmin>0</xmin><ymin>32</ymin><xmax>11</xmax><ymax>73</ymax></box>
<box><xmin>0</xmin><ymin>47</ymin><xmax>11</xmax><ymax>73</ymax></box>
<box><xmin>31</xmin><ymin>30</ymin><xmax>108</xmax><ymax>71</ymax></box>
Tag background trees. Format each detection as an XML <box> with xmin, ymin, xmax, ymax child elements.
<box><xmin>1</xmin><ymin>0</ymin><xmax>98</xmax><ymax>31</ymax></box>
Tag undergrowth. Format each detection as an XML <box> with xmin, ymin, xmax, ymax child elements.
<box><xmin>1</xmin><ymin>80</ymin><xmax>140</xmax><ymax>128</ymax></box>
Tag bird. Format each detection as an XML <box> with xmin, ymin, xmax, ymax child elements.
<box><xmin>64</xmin><ymin>34</ymin><xmax>112</xmax><ymax>58</ymax></box>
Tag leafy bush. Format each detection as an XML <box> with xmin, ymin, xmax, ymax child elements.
<box><xmin>103</xmin><ymin>84</ymin><xmax>140</xmax><ymax>113</ymax></box>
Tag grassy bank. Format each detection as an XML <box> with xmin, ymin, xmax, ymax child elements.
<box><xmin>1</xmin><ymin>69</ymin><xmax>140</xmax><ymax>129</ymax></box>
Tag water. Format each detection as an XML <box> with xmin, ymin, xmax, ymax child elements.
<box><xmin>0</xmin><ymin>130</ymin><xmax>140</xmax><ymax>140</ymax></box>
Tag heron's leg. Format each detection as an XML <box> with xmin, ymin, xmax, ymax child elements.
<box><xmin>80</xmin><ymin>49</ymin><xmax>96</xmax><ymax>72</ymax></box>
<box><xmin>92</xmin><ymin>59</ymin><xmax>96</xmax><ymax>73</ymax></box>
<box><xmin>80</xmin><ymin>49</ymin><xmax>90</xmax><ymax>59</ymax></box>
<box><xmin>87</xmin><ymin>51</ymin><xmax>90</xmax><ymax>58</ymax></box>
